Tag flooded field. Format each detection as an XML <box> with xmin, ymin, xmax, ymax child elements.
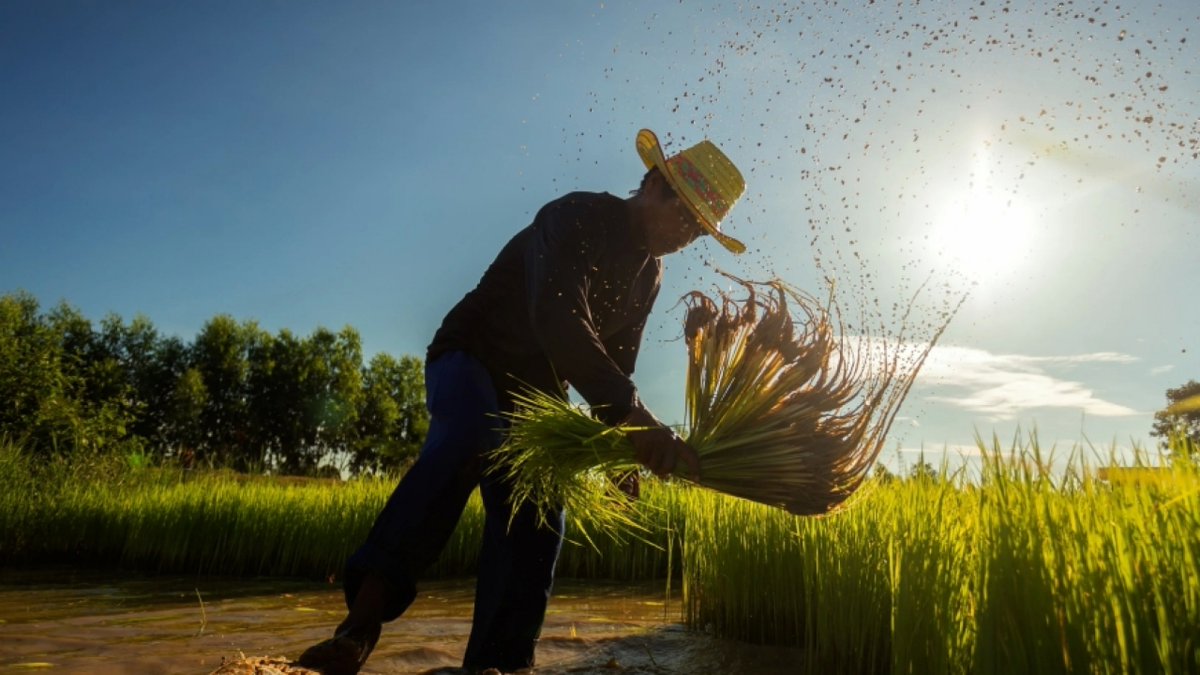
<box><xmin>0</xmin><ymin>569</ymin><xmax>803</xmax><ymax>674</ymax></box>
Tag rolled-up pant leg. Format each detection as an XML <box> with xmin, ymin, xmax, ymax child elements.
<box><xmin>343</xmin><ymin>351</ymin><xmax>501</xmax><ymax>622</ymax></box>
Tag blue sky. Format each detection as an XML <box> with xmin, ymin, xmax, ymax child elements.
<box><xmin>2</xmin><ymin>1</ymin><xmax>1197</xmax><ymax>474</ymax></box>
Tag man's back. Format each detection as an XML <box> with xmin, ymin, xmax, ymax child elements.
<box><xmin>428</xmin><ymin>191</ymin><xmax>661</xmax><ymax>419</ymax></box>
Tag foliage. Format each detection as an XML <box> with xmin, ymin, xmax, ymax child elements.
<box><xmin>907</xmin><ymin>458</ymin><xmax>938</xmax><ymax>482</ymax></box>
<box><xmin>352</xmin><ymin>353</ymin><xmax>428</xmax><ymax>476</ymax></box>
<box><xmin>0</xmin><ymin>292</ymin><xmax>135</xmax><ymax>457</ymax></box>
<box><xmin>0</xmin><ymin>291</ymin><xmax>427</xmax><ymax>475</ymax></box>
<box><xmin>1150</xmin><ymin>379</ymin><xmax>1200</xmax><ymax>458</ymax></box>
<box><xmin>871</xmin><ymin>462</ymin><xmax>896</xmax><ymax>483</ymax></box>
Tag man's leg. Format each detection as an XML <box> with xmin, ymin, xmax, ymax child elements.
<box><xmin>299</xmin><ymin>351</ymin><xmax>500</xmax><ymax>673</ymax></box>
<box><xmin>462</xmin><ymin>467</ymin><xmax>565</xmax><ymax>672</ymax></box>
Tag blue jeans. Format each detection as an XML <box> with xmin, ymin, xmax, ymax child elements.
<box><xmin>344</xmin><ymin>351</ymin><xmax>565</xmax><ymax>671</ymax></box>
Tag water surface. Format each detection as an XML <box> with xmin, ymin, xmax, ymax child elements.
<box><xmin>0</xmin><ymin>570</ymin><xmax>803</xmax><ymax>674</ymax></box>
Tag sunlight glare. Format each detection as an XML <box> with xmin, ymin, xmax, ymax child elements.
<box><xmin>928</xmin><ymin>152</ymin><xmax>1039</xmax><ymax>285</ymax></box>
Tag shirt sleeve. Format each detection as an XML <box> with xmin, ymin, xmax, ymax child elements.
<box><xmin>603</xmin><ymin>282</ymin><xmax>659</xmax><ymax>378</ymax></box>
<box><xmin>524</xmin><ymin>198</ymin><xmax>641</xmax><ymax>426</ymax></box>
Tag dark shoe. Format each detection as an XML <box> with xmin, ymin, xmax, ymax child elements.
<box><xmin>296</xmin><ymin>623</ymin><xmax>381</xmax><ymax>675</ymax></box>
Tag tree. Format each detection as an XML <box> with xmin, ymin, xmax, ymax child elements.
<box><xmin>302</xmin><ymin>326</ymin><xmax>364</xmax><ymax>472</ymax></box>
<box><xmin>872</xmin><ymin>462</ymin><xmax>896</xmax><ymax>483</ymax></box>
<box><xmin>1151</xmin><ymin>380</ymin><xmax>1200</xmax><ymax>459</ymax></box>
<box><xmin>908</xmin><ymin>458</ymin><xmax>938</xmax><ymax>482</ymax></box>
<box><xmin>191</xmin><ymin>315</ymin><xmax>261</xmax><ymax>468</ymax></box>
<box><xmin>1</xmin><ymin>291</ymin><xmax>431</xmax><ymax>474</ymax></box>
<box><xmin>167</xmin><ymin>367</ymin><xmax>208</xmax><ymax>466</ymax></box>
<box><xmin>135</xmin><ymin>333</ymin><xmax>192</xmax><ymax>458</ymax></box>
<box><xmin>246</xmin><ymin>329</ymin><xmax>291</xmax><ymax>470</ymax></box>
<box><xmin>0</xmin><ymin>293</ymin><xmax>134</xmax><ymax>457</ymax></box>
<box><xmin>47</xmin><ymin>303</ymin><xmax>134</xmax><ymax>426</ymax></box>
<box><xmin>351</xmin><ymin>353</ymin><xmax>428</xmax><ymax>475</ymax></box>
<box><xmin>247</xmin><ymin>325</ymin><xmax>368</xmax><ymax>475</ymax></box>
<box><xmin>0</xmin><ymin>292</ymin><xmax>56</xmax><ymax>435</ymax></box>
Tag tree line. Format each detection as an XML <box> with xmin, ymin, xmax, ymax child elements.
<box><xmin>0</xmin><ymin>291</ymin><xmax>428</xmax><ymax>476</ymax></box>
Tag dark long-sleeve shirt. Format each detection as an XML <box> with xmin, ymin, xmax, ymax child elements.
<box><xmin>427</xmin><ymin>192</ymin><xmax>662</xmax><ymax>425</ymax></box>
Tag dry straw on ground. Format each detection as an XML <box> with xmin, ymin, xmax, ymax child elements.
<box><xmin>209</xmin><ymin>655</ymin><xmax>316</xmax><ymax>675</ymax></box>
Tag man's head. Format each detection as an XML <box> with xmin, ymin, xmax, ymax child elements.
<box><xmin>634</xmin><ymin>168</ymin><xmax>709</xmax><ymax>257</ymax></box>
<box><xmin>634</xmin><ymin>129</ymin><xmax>746</xmax><ymax>255</ymax></box>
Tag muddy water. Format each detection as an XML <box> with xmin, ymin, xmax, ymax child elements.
<box><xmin>0</xmin><ymin>570</ymin><xmax>803</xmax><ymax>674</ymax></box>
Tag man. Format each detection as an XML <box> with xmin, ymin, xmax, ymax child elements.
<box><xmin>298</xmin><ymin>128</ymin><xmax>746</xmax><ymax>674</ymax></box>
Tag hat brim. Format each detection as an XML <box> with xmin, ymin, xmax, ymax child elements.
<box><xmin>636</xmin><ymin>129</ymin><xmax>746</xmax><ymax>254</ymax></box>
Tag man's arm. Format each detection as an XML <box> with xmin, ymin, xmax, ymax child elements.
<box><xmin>602</xmin><ymin>314</ymin><xmax>650</xmax><ymax>379</ymax></box>
<box><xmin>524</xmin><ymin>198</ymin><xmax>698</xmax><ymax>479</ymax></box>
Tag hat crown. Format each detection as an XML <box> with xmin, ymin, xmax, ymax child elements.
<box><xmin>666</xmin><ymin>145</ymin><xmax>738</xmax><ymax>221</ymax></box>
<box><xmin>636</xmin><ymin>129</ymin><xmax>747</xmax><ymax>254</ymax></box>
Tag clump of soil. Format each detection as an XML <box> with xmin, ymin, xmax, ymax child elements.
<box><xmin>209</xmin><ymin>655</ymin><xmax>317</xmax><ymax>674</ymax></box>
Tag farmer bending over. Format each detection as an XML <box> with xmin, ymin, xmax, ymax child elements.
<box><xmin>297</xmin><ymin>128</ymin><xmax>746</xmax><ymax>674</ymax></box>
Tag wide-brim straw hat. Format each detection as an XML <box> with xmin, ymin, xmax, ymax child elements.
<box><xmin>636</xmin><ymin>128</ymin><xmax>747</xmax><ymax>254</ymax></box>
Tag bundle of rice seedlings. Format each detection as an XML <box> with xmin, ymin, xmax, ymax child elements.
<box><xmin>498</xmin><ymin>390</ymin><xmax>649</xmax><ymax>544</ymax></box>
<box><xmin>490</xmin><ymin>273</ymin><xmax>957</xmax><ymax>537</ymax></box>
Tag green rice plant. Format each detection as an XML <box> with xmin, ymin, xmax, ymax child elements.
<box><xmin>676</xmin><ymin>434</ymin><xmax>1200</xmax><ymax>674</ymax></box>
<box><xmin>971</xmin><ymin>437</ymin><xmax>1088</xmax><ymax>674</ymax></box>
<box><xmin>0</xmin><ymin>434</ymin><xmax>676</xmax><ymax>582</ymax></box>
<box><xmin>971</xmin><ymin>438</ymin><xmax>1200</xmax><ymax>675</ymax></box>
<box><xmin>553</xmin><ymin>480</ymin><xmax>682</xmax><ymax>581</ymax></box>
<box><xmin>0</xmin><ymin>435</ymin><xmax>36</xmax><ymax>558</ymax></box>
<box><xmin>682</xmin><ymin>480</ymin><xmax>893</xmax><ymax>674</ymax></box>
<box><xmin>884</xmin><ymin>468</ymin><xmax>975</xmax><ymax>674</ymax></box>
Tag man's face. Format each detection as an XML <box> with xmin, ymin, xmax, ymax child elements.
<box><xmin>646</xmin><ymin>179</ymin><xmax>707</xmax><ymax>256</ymax></box>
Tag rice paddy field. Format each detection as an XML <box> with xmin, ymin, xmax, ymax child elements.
<box><xmin>2</xmin><ymin>438</ymin><xmax>1198</xmax><ymax>674</ymax></box>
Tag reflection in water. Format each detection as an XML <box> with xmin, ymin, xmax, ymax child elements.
<box><xmin>0</xmin><ymin>570</ymin><xmax>803</xmax><ymax>674</ymax></box>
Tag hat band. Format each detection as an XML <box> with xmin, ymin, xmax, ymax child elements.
<box><xmin>667</xmin><ymin>154</ymin><xmax>730</xmax><ymax>219</ymax></box>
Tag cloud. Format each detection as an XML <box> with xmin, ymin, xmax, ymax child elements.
<box><xmin>1150</xmin><ymin>364</ymin><xmax>1175</xmax><ymax>375</ymax></box>
<box><xmin>912</xmin><ymin>345</ymin><xmax>1140</xmax><ymax>421</ymax></box>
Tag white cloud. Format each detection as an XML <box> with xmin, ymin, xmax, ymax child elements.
<box><xmin>1150</xmin><ymin>364</ymin><xmax>1175</xmax><ymax>375</ymax></box>
<box><xmin>911</xmin><ymin>345</ymin><xmax>1140</xmax><ymax>421</ymax></box>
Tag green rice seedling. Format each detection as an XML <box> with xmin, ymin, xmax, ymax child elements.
<box><xmin>969</xmin><ymin>438</ymin><xmax>1200</xmax><ymax>674</ymax></box>
<box><xmin>681</xmin><ymin>482</ymin><xmax>892</xmax><ymax>674</ymax></box>
<box><xmin>884</xmin><ymin>470</ymin><xmax>975</xmax><ymax>674</ymax></box>
<box><xmin>0</xmin><ymin>436</ymin><xmax>38</xmax><ymax>559</ymax></box>
<box><xmin>497</xmin><ymin>388</ymin><xmax>650</xmax><ymax>546</ymax></box>
<box><xmin>676</xmin><ymin>434</ymin><xmax>1200</xmax><ymax>674</ymax></box>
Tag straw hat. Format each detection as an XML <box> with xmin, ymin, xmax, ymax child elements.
<box><xmin>635</xmin><ymin>128</ymin><xmax>746</xmax><ymax>254</ymax></box>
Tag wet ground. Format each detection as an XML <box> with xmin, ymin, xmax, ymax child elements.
<box><xmin>0</xmin><ymin>570</ymin><xmax>804</xmax><ymax>674</ymax></box>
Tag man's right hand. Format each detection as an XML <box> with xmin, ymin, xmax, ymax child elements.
<box><xmin>624</xmin><ymin>406</ymin><xmax>701</xmax><ymax>481</ymax></box>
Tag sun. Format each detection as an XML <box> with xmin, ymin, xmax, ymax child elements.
<box><xmin>927</xmin><ymin>155</ymin><xmax>1039</xmax><ymax>284</ymax></box>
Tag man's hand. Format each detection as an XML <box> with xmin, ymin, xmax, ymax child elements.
<box><xmin>624</xmin><ymin>406</ymin><xmax>701</xmax><ymax>481</ymax></box>
<box><xmin>613</xmin><ymin>470</ymin><xmax>640</xmax><ymax>502</ymax></box>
